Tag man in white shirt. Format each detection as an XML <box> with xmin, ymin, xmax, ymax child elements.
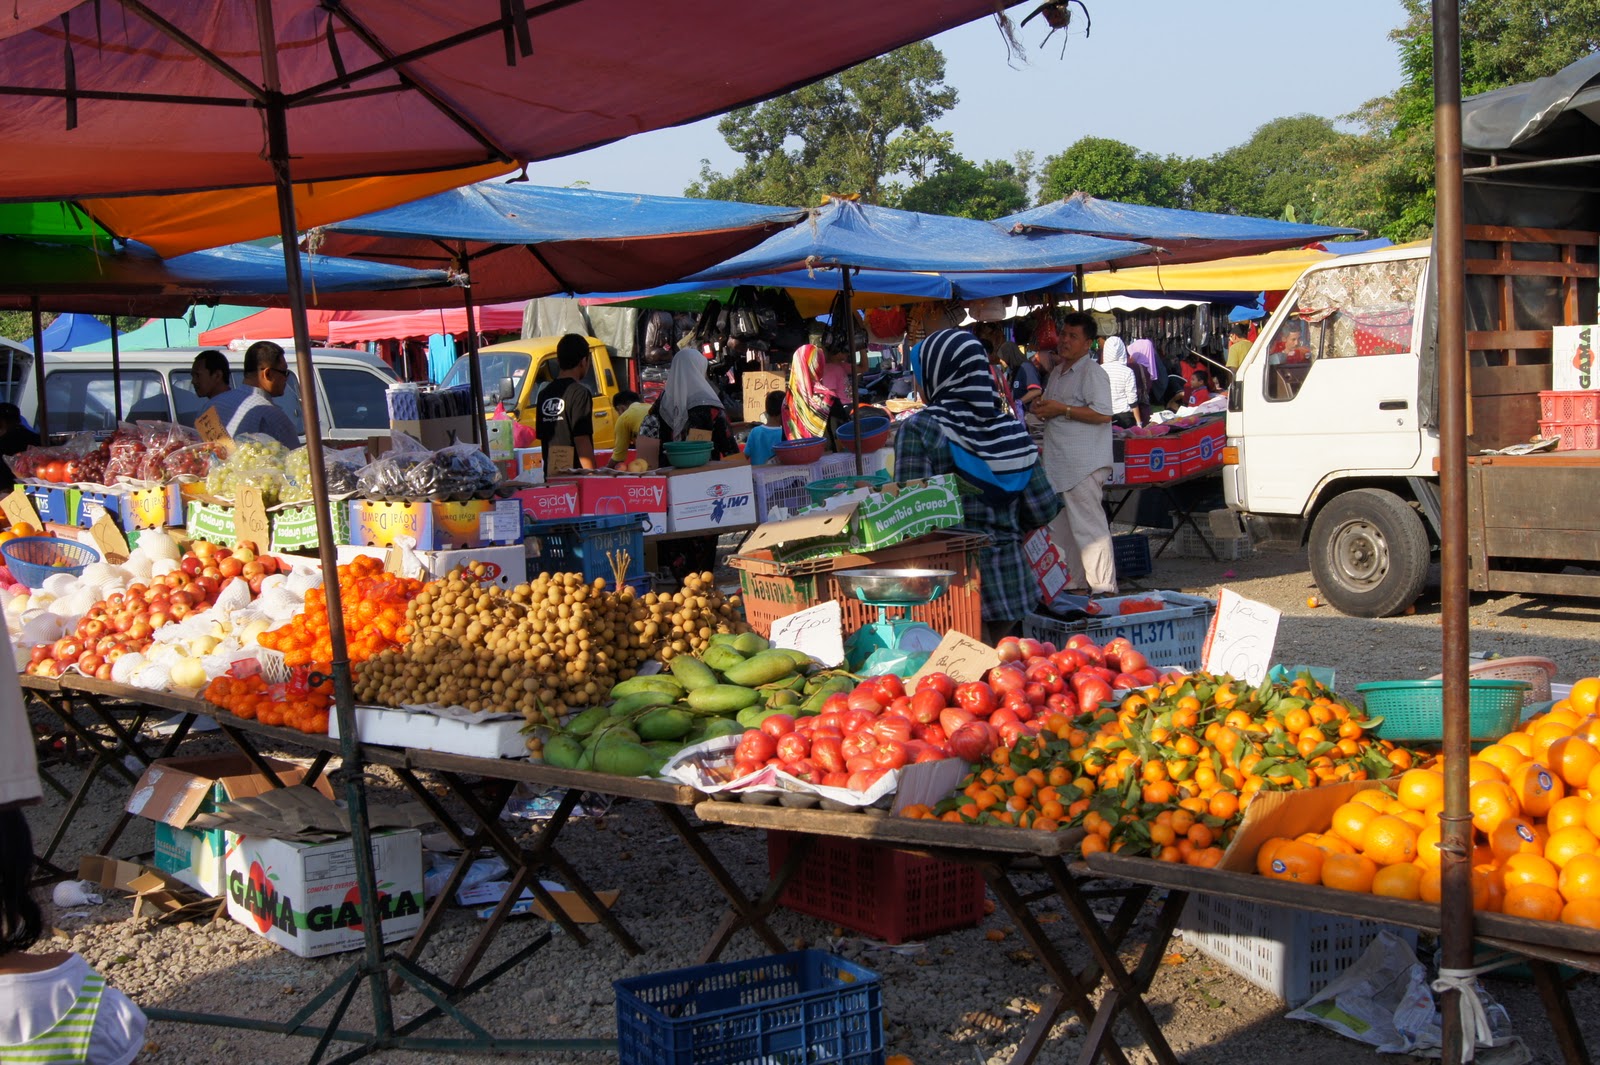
<box><xmin>206</xmin><ymin>341</ymin><xmax>300</xmax><ymax>448</ymax></box>
<box><xmin>1033</xmin><ymin>311</ymin><xmax>1118</xmax><ymax>597</ymax></box>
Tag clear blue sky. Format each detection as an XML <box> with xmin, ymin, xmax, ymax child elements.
<box><xmin>524</xmin><ymin>0</ymin><xmax>1408</xmax><ymax>198</ymax></box>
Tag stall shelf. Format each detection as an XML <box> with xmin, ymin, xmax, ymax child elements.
<box><xmin>1102</xmin><ymin>467</ymin><xmax>1224</xmax><ymax>561</ymax></box>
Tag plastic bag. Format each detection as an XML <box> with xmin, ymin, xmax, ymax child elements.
<box><xmin>406</xmin><ymin>439</ymin><xmax>500</xmax><ymax>499</ymax></box>
<box><xmin>355</xmin><ymin>432</ymin><xmax>431</xmax><ymax>499</ymax></box>
<box><xmin>103</xmin><ymin>423</ymin><xmax>147</xmax><ymax>482</ymax></box>
<box><xmin>205</xmin><ymin>435</ymin><xmax>290</xmax><ymax>503</ymax></box>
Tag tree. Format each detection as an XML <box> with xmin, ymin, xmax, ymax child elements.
<box><xmin>1187</xmin><ymin>116</ymin><xmax>1351</xmax><ymax>223</ymax></box>
<box><xmin>0</xmin><ymin>311</ymin><xmax>147</xmax><ymax>345</ymax></box>
<box><xmin>686</xmin><ymin>43</ymin><xmax>958</xmax><ymax>206</ymax></box>
<box><xmin>1036</xmin><ymin>137</ymin><xmax>1182</xmax><ymax>206</ymax></box>
<box><xmin>898</xmin><ymin>156</ymin><xmax>1029</xmax><ymax>219</ymax></box>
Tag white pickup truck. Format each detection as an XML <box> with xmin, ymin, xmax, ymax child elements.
<box><xmin>1222</xmin><ymin>242</ymin><xmax>1600</xmax><ymax>617</ymax></box>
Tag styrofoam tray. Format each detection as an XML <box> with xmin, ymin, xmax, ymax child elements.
<box><xmin>330</xmin><ymin>704</ymin><xmax>528</xmax><ymax>758</ymax></box>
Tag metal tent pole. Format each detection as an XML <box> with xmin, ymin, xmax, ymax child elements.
<box><xmin>843</xmin><ymin>270</ymin><xmax>861</xmax><ymax>476</ymax></box>
<box><xmin>1433</xmin><ymin>3</ymin><xmax>1474</xmax><ymax>1063</ymax></box>
<box><xmin>459</xmin><ymin>247</ymin><xmax>489</xmax><ymax>454</ymax></box>
<box><xmin>30</xmin><ymin>297</ymin><xmax>47</xmax><ymax>440</ymax></box>
<box><xmin>110</xmin><ymin>317</ymin><xmax>123</xmax><ymax>421</ymax></box>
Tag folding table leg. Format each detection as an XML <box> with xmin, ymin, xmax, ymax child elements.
<box><xmin>1043</xmin><ymin>858</ymin><xmax>1179</xmax><ymax>1065</ymax></box>
<box><xmin>39</xmin><ymin>753</ymin><xmax>110</xmax><ymax>864</ymax></box>
<box><xmin>655</xmin><ymin>804</ymin><xmax>790</xmax><ymax>961</ymax></box>
<box><xmin>980</xmin><ymin>860</ymin><xmax>1131</xmax><ymax>1065</ymax></box>
<box><xmin>1531</xmin><ymin>959</ymin><xmax>1593</xmax><ymax>1065</ymax></box>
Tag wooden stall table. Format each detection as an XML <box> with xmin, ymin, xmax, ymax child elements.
<box><xmin>392</xmin><ymin>751</ymin><xmax>799</xmax><ymax>994</ymax></box>
<box><xmin>21</xmin><ymin>673</ymin><xmax>201</xmax><ymax>870</ymax></box>
<box><xmin>1103</xmin><ymin>467</ymin><xmax>1223</xmax><ymax>561</ymax></box>
<box><xmin>1087</xmin><ymin>852</ymin><xmax>1599</xmax><ymax>1065</ymax></box>
<box><xmin>694</xmin><ymin>801</ymin><xmax>1181</xmax><ymax>1065</ymax></box>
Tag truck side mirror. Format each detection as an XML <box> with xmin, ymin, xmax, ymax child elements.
<box><xmin>1227</xmin><ymin>380</ymin><xmax>1243</xmax><ymax>413</ymax></box>
<box><xmin>499</xmin><ymin>377</ymin><xmax>516</xmax><ymax>403</ymax></box>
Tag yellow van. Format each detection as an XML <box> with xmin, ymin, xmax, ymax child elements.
<box><xmin>440</xmin><ymin>336</ymin><xmax>620</xmax><ymax>449</ymax></box>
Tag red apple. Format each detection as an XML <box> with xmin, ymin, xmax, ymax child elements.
<box><xmin>127</xmin><ymin>619</ymin><xmax>153</xmax><ymax>641</ymax></box>
<box><xmin>181</xmin><ymin>556</ymin><xmax>203</xmax><ymax>576</ymax></box>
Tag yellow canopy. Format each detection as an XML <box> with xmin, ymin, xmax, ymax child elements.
<box><xmin>1082</xmin><ymin>247</ymin><xmax>1338</xmax><ymax>294</ymax></box>
<box><xmin>81</xmin><ymin>165</ymin><xmax>514</xmax><ymax>258</ymax></box>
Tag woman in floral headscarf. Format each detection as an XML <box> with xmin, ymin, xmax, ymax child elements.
<box><xmin>783</xmin><ymin>341</ymin><xmax>856</xmax><ymax>441</ymax></box>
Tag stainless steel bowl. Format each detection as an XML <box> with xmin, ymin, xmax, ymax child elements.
<box><xmin>832</xmin><ymin>568</ymin><xmax>954</xmax><ymax>606</ymax></box>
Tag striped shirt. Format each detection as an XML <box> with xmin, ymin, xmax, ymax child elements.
<box><xmin>0</xmin><ymin>956</ymin><xmax>145</xmax><ymax>1065</ymax></box>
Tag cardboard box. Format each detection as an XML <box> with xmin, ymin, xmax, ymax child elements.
<box><xmin>664</xmin><ymin>458</ymin><xmax>756</xmax><ymax>533</ymax></box>
<box><xmin>329</xmin><ymin>704</ymin><xmax>527</xmax><ymax>758</ymax></box>
<box><xmin>407</xmin><ymin>544</ymin><xmax>527</xmax><ymax>589</ymax></box>
<box><xmin>130</xmin><ymin>483</ymin><xmax>184</xmax><ymax>529</ymax></box>
<box><xmin>126</xmin><ymin>754</ymin><xmax>332</xmax><ymax>897</ymax></box>
<box><xmin>515</xmin><ymin>448</ymin><xmax>542</xmax><ymax>481</ymax></box>
<box><xmin>24</xmin><ymin>484</ymin><xmax>73</xmax><ymax>525</ymax></box>
<box><xmin>223</xmin><ymin>828</ymin><xmax>425</xmax><ymax>957</ymax></box>
<box><xmin>1022</xmin><ymin>527</ymin><xmax>1073</xmax><ymax>601</ymax></box>
<box><xmin>392</xmin><ymin>414</ymin><xmax>478</xmax><ymax>451</ymax></box>
<box><xmin>752</xmin><ymin>464</ymin><xmax>812</xmax><ymax>523</ymax></box>
<box><xmin>346</xmin><ymin>498</ymin><xmax>523</xmax><ymax>550</ymax></box>
<box><xmin>269</xmin><ymin>500</ymin><xmax>351</xmax><ymax>553</ymax></box>
<box><xmin>73</xmin><ymin>487</ymin><xmax>133</xmax><ymax>530</ymax></box>
<box><xmin>1552</xmin><ymin>324</ymin><xmax>1598</xmax><ymax>391</ymax></box>
<box><xmin>1178</xmin><ymin>419</ymin><xmax>1225</xmax><ymax>476</ymax></box>
<box><xmin>514</xmin><ymin>483</ymin><xmax>581</xmax><ymax>522</ymax></box>
<box><xmin>559</xmin><ymin>474</ymin><xmax>668</xmax><ymax>535</ymax></box>
<box><xmin>743</xmin><ymin>475</ymin><xmax>965</xmax><ymax>562</ymax></box>
<box><xmin>484</xmin><ymin>419</ymin><xmax>515</xmax><ymax>459</ymax></box>
<box><xmin>742</xmin><ymin>370</ymin><xmax>787</xmax><ymax>420</ymax></box>
<box><xmin>1122</xmin><ymin>436</ymin><xmax>1182</xmax><ymax>484</ymax></box>
<box><xmin>1218</xmin><ymin>779</ymin><xmax>1382</xmax><ymax>874</ymax></box>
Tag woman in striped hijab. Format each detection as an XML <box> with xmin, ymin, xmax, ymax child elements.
<box><xmin>893</xmin><ymin>329</ymin><xmax>1061</xmax><ymax>642</ymax></box>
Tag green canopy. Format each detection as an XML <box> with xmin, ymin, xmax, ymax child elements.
<box><xmin>0</xmin><ymin>202</ymin><xmax>112</xmax><ymax>244</ymax></box>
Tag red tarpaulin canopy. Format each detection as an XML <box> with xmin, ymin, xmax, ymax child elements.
<box><xmin>324</xmin><ymin>302</ymin><xmax>526</xmax><ymax>343</ymax></box>
<box><xmin>197</xmin><ymin>307</ymin><xmax>391</xmax><ymax>347</ymax></box>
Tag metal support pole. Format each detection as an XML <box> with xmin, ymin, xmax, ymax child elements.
<box><xmin>842</xmin><ymin>271</ymin><xmax>861</xmax><ymax>476</ymax></box>
<box><xmin>110</xmin><ymin>317</ymin><xmax>123</xmax><ymax>421</ymax></box>
<box><xmin>460</xmin><ymin>250</ymin><xmax>489</xmax><ymax>453</ymax></box>
<box><xmin>1075</xmin><ymin>265</ymin><xmax>1085</xmax><ymax>311</ymax></box>
<box><xmin>30</xmin><ymin>297</ymin><xmax>47</xmax><ymax>439</ymax></box>
<box><xmin>256</xmin><ymin>0</ymin><xmax>392</xmax><ymax>1043</ymax></box>
<box><xmin>1433</xmin><ymin>4</ymin><xmax>1474</xmax><ymax>1063</ymax></box>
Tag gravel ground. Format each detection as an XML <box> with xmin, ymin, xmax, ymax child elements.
<box><xmin>18</xmin><ymin>540</ymin><xmax>1600</xmax><ymax>1065</ymax></box>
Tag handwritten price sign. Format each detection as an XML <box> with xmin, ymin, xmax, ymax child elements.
<box><xmin>768</xmin><ymin>600</ymin><xmax>844</xmax><ymax>667</ymax></box>
<box><xmin>909</xmin><ymin>631</ymin><xmax>999</xmax><ymax>685</ymax></box>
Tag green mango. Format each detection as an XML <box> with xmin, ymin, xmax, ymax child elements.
<box><xmin>686</xmin><ymin>684</ymin><xmax>761</xmax><ymax>713</ymax></box>
<box><xmin>776</xmin><ymin>648</ymin><xmax>815</xmax><ymax>670</ymax></box>
<box><xmin>692</xmin><ymin>717</ymin><xmax>744</xmax><ymax>742</ymax></box>
<box><xmin>644</xmin><ymin>742</ymin><xmax>685</xmax><ymax>776</ymax></box>
<box><xmin>609</xmin><ymin>675</ymin><xmax>685</xmax><ymax>700</ymax></box>
<box><xmin>593</xmin><ymin>738</ymin><xmax>659</xmax><ymax>777</ymax></box>
<box><xmin>723</xmin><ymin>650</ymin><xmax>800</xmax><ymax>688</ymax></box>
<box><xmin>563</xmin><ymin>705</ymin><xmax>610</xmax><ymax>737</ymax></box>
<box><xmin>766</xmin><ymin>688</ymin><xmax>802</xmax><ymax>709</ymax></box>
<box><xmin>576</xmin><ymin>746</ymin><xmax>594</xmax><ymax>772</ymax></box>
<box><xmin>584</xmin><ymin>722</ymin><xmax>639</xmax><ymax>748</ymax></box>
<box><xmin>542</xmin><ymin>734</ymin><xmax>585</xmax><ymax>769</ymax></box>
<box><xmin>669</xmin><ymin>655</ymin><xmax>719</xmax><ymax>692</ymax></box>
<box><xmin>608</xmin><ymin>691</ymin><xmax>678</xmax><ymax>717</ymax></box>
<box><xmin>733</xmin><ymin>632</ymin><xmax>770</xmax><ymax>656</ymax></box>
<box><xmin>637</xmin><ymin>706</ymin><xmax>695</xmax><ymax>741</ymax></box>
<box><xmin>702</xmin><ymin>645</ymin><xmax>748</xmax><ymax>675</ymax></box>
<box><xmin>707</xmin><ymin>633</ymin><xmax>741</xmax><ymax>649</ymax></box>
<box><xmin>737</xmin><ymin>704</ymin><xmax>799</xmax><ymax>730</ymax></box>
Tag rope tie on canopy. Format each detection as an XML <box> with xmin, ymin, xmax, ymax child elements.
<box><xmin>1430</xmin><ymin>954</ymin><xmax>1520</xmax><ymax>1063</ymax></box>
<box><xmin>500</xmin><ymin>0</ymin><xmax>533</xmax><ymax>65</ymax></box>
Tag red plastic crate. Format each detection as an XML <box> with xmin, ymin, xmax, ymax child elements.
<box><xmin>1539</xmin><ymin>390</ymin><xmax>1600</xmax><ymax>424</ymax></box>
<box><xmin>1540</xmin><ymin>419</ymin><xmax>1600</xmax><ymax>451</ymax></box>
<box><xmin>767</xmin><ymin>832</ymin><xmax>986</xmax><ymax>944</ymax></box>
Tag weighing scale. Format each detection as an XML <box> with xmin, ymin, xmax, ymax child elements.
<box><xmin>833</xmin><ymin>568</ymin><xmax>954</xmax><ymax>675</ymax></box>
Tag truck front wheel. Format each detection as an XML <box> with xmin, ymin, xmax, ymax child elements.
<box><xmin>1308</xmin><ymin>489</ymin><xmax>1430</xmax><ymax>618</ymax></box>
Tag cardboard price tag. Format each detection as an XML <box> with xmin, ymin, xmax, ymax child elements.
<box><xmin>909</xmin><ymin>631</ymin><xmax>1000</xmax><ymax>685</ymax></box>
<box><xmin>768</xmin><ymin>600</ymin><xmax>844</xmax><ymax>668</ymax></box>
<box><xmin>194</xmin><ymin>408</ymin><xmax>235</xmax><ymax>454</ymax></box>
<box><xmin>547</xmin><ymin>444</ymin><xmax>576</xmax><ymax>474</ymax></box>
<box><xmin>1</xmin><ymin>488</ymin><xmax>40</xmax><ymax>529</ymax></box>
<box><xmin>233</xmin><ymin>487</ymin><xmax>271</xmax><ymax>550</ymax></box>
<box><xmin>686</xmin><ymin>428</ymin><xmax>714</xmax><ymax>443</ymax></box>
<box><xmin>742</xmin><ymin>370</ymin><xmax>786</xmax><ymax>420</ymax></box>
<box><xmin>1201</xmin><ymin>589</ymin><xmax>1281</xmax><ymax>685</ymax></box>
<box><xmin>89</xmin><ymin>514</ymin><xmax>130</xmax><ymax>564</ymax></box>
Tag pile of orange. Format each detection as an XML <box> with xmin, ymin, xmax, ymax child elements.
<box><xmin>203</xmin><ymin>672</ymin><xmax>333</xmax><ymax>734</ymax></box>
<box><xmin>258</xmin><ymin>555</ymin><xmax>422</xmax><ymax>672</ymax></box>
<box><xmin>1260</xmin><ymin>677</ymin><xmax>1600</xmax><ymax>927</ymax></box>
<box><xmin>0</xmin><ymin>521</ymin><xmax>39</xmax><ymax>549</ymax></box>
<box><xmin>903</xmin><ymin>742</ymin><xmax>1082</xmax><ymax>832</ymax></box>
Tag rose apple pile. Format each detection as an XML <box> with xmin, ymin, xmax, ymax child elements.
<box><xmin>23</xmin><ymin>540</ymin><xmax>285</xmax><ymax>679</ymax></box>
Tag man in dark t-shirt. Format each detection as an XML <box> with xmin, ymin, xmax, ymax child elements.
<box><xmin>535</xmin><ymin>334</ymin><xmax>595</xmax><ymax>471</ymax></box>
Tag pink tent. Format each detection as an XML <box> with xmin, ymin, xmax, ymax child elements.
<box><xmin>323</xmin><ymin>301</ymin><xmax>526</xmax><ymax>343</ymax></box>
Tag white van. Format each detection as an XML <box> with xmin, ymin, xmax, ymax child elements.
<box><xmin>0</xmin><ymin>347</ymin><xmax>398</xmax><ymax>443</ymax></box>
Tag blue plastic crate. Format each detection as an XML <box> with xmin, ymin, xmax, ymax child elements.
<box><xmin>1112</xmin><ymin>533</ymin><xmax>1152</xmax><ymax>580</ymax></box>
<box><xmin>527</xmin><ymin>513</ymin><xmax>646</xmax><ymax>590</ymax></box>
<box><xmin>615</xmin><ymin>950</ymin><xmax>884</xmax><ymax>1065</ymax></box>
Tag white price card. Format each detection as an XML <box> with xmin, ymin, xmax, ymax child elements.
<box><xmin>768</xmin><ymin>600</ymin><xmax>844</xmax><ymax>668</ymax></box>
<box><xmin>1201</xmin><ymin>589</ymin><xmax>1281</xmax><ymax>684</ymax></box>
<box><xmin>478</xmin><ymin>499</ymin><xmax>523</xmax><ymax>542</ymax></box>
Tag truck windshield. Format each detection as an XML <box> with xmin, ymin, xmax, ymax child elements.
<box><xmin>1265</xmin><ymin>257</ymin><xmax>1426</xmax><ymax>401</ymax></box>
<box><xmin>443</xmin><ymin>352</ymin><xmax>529</xmax><ymax>409</ymax></box>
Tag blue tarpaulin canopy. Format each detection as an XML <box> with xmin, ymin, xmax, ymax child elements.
<box><xmin>995</xmin><ymin>192</ymin><xmax>1361</xmax><ymax>264</ymax></box>
<box><xmin>0</xmin><ymin>238</ymin><xmax>453</xmax><ymax>317</ymax></box>
<box><xmin>684</xmin><ymin>198</ymin><xmax>1151</xmax><ymax>282</ymax></box>
<box><xmin>316</xmin><ymin>182</ymin><xmax>809</xmax><ymax>302</ymax></box>
<box><xmin>21</xmin><ymin>312</ymin><xmax>111</xmax><ymax>352</ymax></box>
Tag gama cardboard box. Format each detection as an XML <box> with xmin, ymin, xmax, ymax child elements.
<box><xmin>664</xmin><ymin>458</ymin><xmax>755</xmax><ymax>534</ymax></box>
<box><xmin>1178</xmin><ymin>419</ymin><xmax>1226</xmax><ymax>477</ymax></box>
<box><xmin>224</xmin><ymin>828</ymin><xmax>424</xmax><ymax>958</ymax></box>
<box><xmin>1122</xmin><ymin>435</ymin><xmax>1182</xmax><ymax>484</ymax></box>
<box><xmin>126</xmin><ymin>754</ymin><xmax>332</xmax><ymax>897</ymax></box>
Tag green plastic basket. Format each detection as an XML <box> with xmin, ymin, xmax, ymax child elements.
<box><xmin>1354</xmin><ymin>679</ymin><xmax>1530</xmax><ymax>743</ymax></box>
<box><xmin>805</xmin><ymin>471</ymin><xmax>890</xmax><ymax>505</ymax></box>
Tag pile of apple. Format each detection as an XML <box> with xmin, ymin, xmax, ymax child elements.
<box><xmin>22</xmin><ymin>540</ymin><xmax>286</xmax><ymax>680</ymax></box>
<box><xmin>727</xmin><ymin>634</ymin><xmax>1163</xmax><ymax>793</ymax></box>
